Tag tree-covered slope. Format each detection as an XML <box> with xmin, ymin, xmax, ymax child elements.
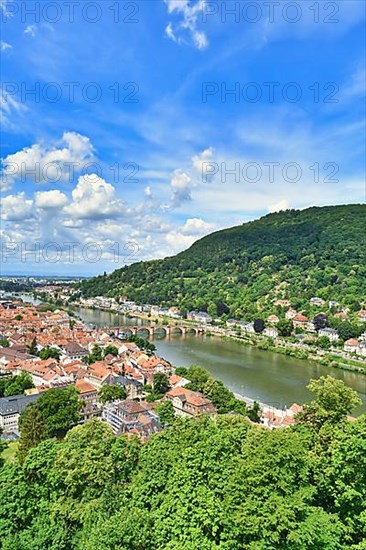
<box><xmin>79</xmin><ymin>204</ymin><xmax>366</xmax><ymax>318</ymax></box>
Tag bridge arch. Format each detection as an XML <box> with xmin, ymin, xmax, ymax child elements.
<box><xmin>170</xmin><ymin>326</ymin><xmax>184</xmax><ymax>335</ymax></box>
<box><xmin>136</xmin><ymin>326</ymin><xmax>153</xmax><ymax>338</ymax></box>
<box><xmin>153</xmin><ymin>326</ymin><xmax>168</xmax><ymax>337</ymax></box>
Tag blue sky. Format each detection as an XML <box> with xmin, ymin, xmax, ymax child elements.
<box><xmin>1</xmin><ymin>0</ymin><xmax>365</xmax><ymax>276</ymax></box>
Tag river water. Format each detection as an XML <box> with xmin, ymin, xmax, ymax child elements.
<box><xmin>69</xmin><ymin>305</ymin><xmax>366</xmax><ymax>413</ymax></box>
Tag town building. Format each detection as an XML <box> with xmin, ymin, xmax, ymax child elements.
<box><xmin>344</xmin><ymin>338</ymin><xmax>359</xmax><ymax>354</ymax></box>
<box><xmin>310</xmin><ymin>297</ymin><xmax>325</xmax><ymax>306</ymax></box>
<box><xmin>292</xmin><ymin>314</ymin><xmax>309</xmax><ymax>329</ymax></box>
<box><xmin>260</xmin><ymin>403</ymin><xmax>303</xmax><ymax>429</ymax></box>
<box><xmin>187</xmin><ymin>311</ymin><xmax>212</xmax><ymax>324</ymax></box>
<box><xmin>306</xmin><ymin>321</ymin><xmax>317</xmax><ymax>333</ymax></box>
<box><xmin>263</xmin><ymin>327</ymin><xmax>278</xmax><ymax>338</ymax></box>
<box><xmin>102</xmin><ymin>375</ymin><xmax>143</xmax><ymax>400</ymax></box>
<box><xmin>334</xmin><ymin>311</ymin><xmax>348</xmax><ymax>320</ymax></box>
<box><xmin>75</xmin><ymin>379</ymin><xmax>100</xmax><ymax>422</ymax></box>
<box><xmin>61</xmin><ymin>342</ymin><xmax>89</xmax><ymax>361</ymax></box>
<box><xmin>285</xmin><ymin>308</ymin><xmax>298</xmax><ymax>320</ymax></box>
<box><xmin>102</xmin><ymin>399</ymin><xmax>162</xmax><ymax>437</ymax></box>
<box><xmin>318</xmin><ymin>328</ymin><xmax>339</xmax><ymax>342</ymax></box>
<box><xmin>274</xmin><ymin>299</ymin><xmax>291</xmax><ymax>307</ymax></box>
<box><xmin>0</xmin><ymin>393</ymin><xmax>40</xmax><ymax>435</ymax></box>
<box><xmin>240</xmin><ymin>322</ymin><xmax>255</xmax><ymax>333</ymax></box>
<box><xmin>169</xmin><ymin>373</ymin><xmax>190</xmax><ymax>388</ymax></box>
<box><xmin>165</xmin><ymin>387</ymin><xmax>217</xmax><ymax>418</ymax></box>
<box><xmin>357</xmin><ymin>310</ymin><xmax>366</xmax><ymax>323</ymax></box>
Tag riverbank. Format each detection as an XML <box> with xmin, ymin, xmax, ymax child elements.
<box><xmin>53</xmin><ymin>299</ymin><xmax>366</xmax><ymax>376</ymax></box>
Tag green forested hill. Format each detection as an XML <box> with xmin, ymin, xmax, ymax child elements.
<box><xmin>79</xmin><ymin>204</ymin><xmax>366</xmax><ymax>318</ymax></box>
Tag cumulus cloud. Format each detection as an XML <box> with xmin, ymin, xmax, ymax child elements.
<box><xmin>1</xmin><ymin>131</ymin><xmax>95</xmax><ymax>188</ymax></box>
<box><xmin>192</xmin><ymin>147</ymin><xmax>215</xmax><ymax>181</ymax></box>
<box><xmin>165</xmin><ymin>216</ymin><xmax>215</xmax><ymax>254</ymax></box>
<box><xmin>161</xmin><ymin>147</ymin><xmax>215</xmax><ymax>209</ymax></box>
<box><xmin>0</xmin><ymin>193</ymin><xmax>34</xmax><ymax>221</ymax></box>
<box><xmin>164</xmin><ymin>0</ymin><xmax>208</xmax><ymax>50</ymax></box>
<box><xmin>35</xmin><ymin>190</ymin><xmax>68</xmax><ymax>209</ymax></box>
<box><xmin>181</xmin><ymin>217</ymin><xmax>215</xmax><ymax>235</ymax></box>
<box><xmin>170</xmin><ymin>169</ymin><xmax>192</xmax><ymax>206</ymax></box>
<box><xmin>64</xmin><ymin>174</ymin><xmax>130</xmax><ymax>220</ymax></box>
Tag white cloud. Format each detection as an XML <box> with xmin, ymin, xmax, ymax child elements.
<box><xmin>164</xmin><ymin>0</ymin><xmax>208</xmax><ymax>50</ymax></box>
<box><xmin>267</xmin><ymin>199</ymin><xmax>290</xmax><ymax>213</ymax></box>
<box><xmin>171</xmin><ymin>169</ymin><xmax>191</xmax><ymax>191</ymax></box>
<box><xmin>24</xmin><ymin>25</ymin><xmax>37</xmax><ymax>37</ymax></box>
<box><xmin>165</xmin><ymin>216</ymin><xmax>215</xmax><ymax>254</ymax></box>
<box><xmin>165</xmin><ymin>231</ymin><xmax>197</xmax><ymax>252</ymax></box>
<box><xmin>169</xmin><ymin>169</ymin><xmax>192</xmax><ymax>206</ymax></box>
<box><xmin>64</xmin><ymin>174</ymin><xmax>130</xmax><ymax>220</ymax></box>
<box><xmin>181</xmin><ymin>217</ymin><xmax>215</xmax><ymax>235</ymax></box>
<box><xmin>0</xmin><ymin>193</ymin><xmax>34</xmax><ymax>221</ymax></box>
<box><xmin>192</xmin><ymin>147</ymin><xmax>215</xmax><ymax>181</ymax></box>
<box><xmin>192</xmin><ymin>30</ymin><xmax>208</xmax><ymax>50</ymax></box>
<box><xmin>35</xmin><ymin>190</ymin><xmax>68</xmax><ymax>209</ymax></box>
<box><xmin>1</xmin><ymin>132</ymin><xmax>95</xmax><ymax>188</ymax></box>
<box><xmin>0</xmin><ymin>93</ymin><xmax>28</xmax><ymax>137</ymax></box>
<box><xmin>0</xmin><ymin>40</ymin><xmax>12</xmax><ymax>51</ymax></box>
<box><xmin>165</xmin><ymin>23</ymin><xmax>177</xmax><ymax>43</ymax></box>
<box><xmin>343</xmin><ymin>66</ymin><xmax>366</xmax><ymax>100</ymax></box>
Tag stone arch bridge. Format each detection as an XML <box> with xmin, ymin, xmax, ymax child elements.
<box><xmin>109</xmin><ymin>325</ymin><xmax>205</xmax><ymax>338</ymax></box>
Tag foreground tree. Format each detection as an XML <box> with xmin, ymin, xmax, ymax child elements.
<box><xmin>156</xmin><ymin>401</ymin><xmax>175</xmax><ymax>427</ymax></box>
<box><xmin>185</xmin><ymin>364</ymin><xmax>210</xmax><ymax>392</ymax></box>
<box><xmin>18</xmin><ymin>386</ymin><xmax>82</xmax><ymax>457</ymax></box>
<box><xmin>18</xmin><ymin>404</ymin><xmax>47</xmax><ymax>459</ymax></box>
<box><xmin>4</xmin><ymin>371</ymin><xmax>34</xmax><ymax>397</ymax></box>
<box><xmin>38</xmin><ymin>386</ymin><xmax>82</xmax><ymax>438</ymax></box>
<box><xmin>1</xmin><ymin>402</ymin><xmax>365</xmax><ymax>549</ymax></box>
<box><xmin>296</xmin><ymin>375</ymin><xmax>361</xmax><ymax>428</ymax></box>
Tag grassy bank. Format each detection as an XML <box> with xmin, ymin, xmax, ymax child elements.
<box><xmin>1</xmin><ymin>441</ymin><xmax>19</xmax><ymax>463</ymax></box>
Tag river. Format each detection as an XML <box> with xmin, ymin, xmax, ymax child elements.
<box><xmin>69</xmin><ymin>305</ymin><xmax>366</xmax><ymax>414</ymax></box>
